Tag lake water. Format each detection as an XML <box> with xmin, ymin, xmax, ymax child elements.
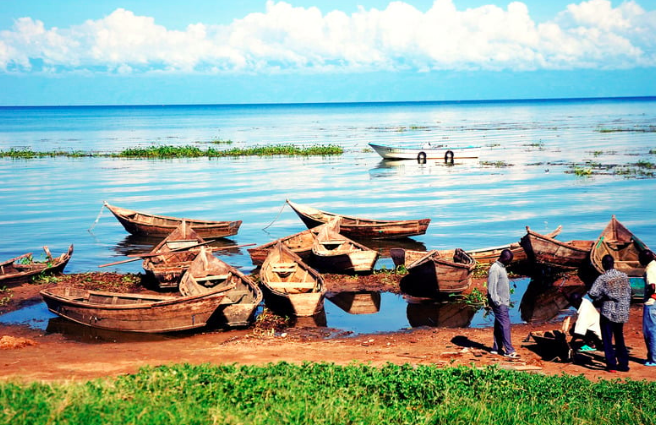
<box><xmin>1</xmin><ymin>98</ymin><xmax>655</xmax><ymax>337</ymax></box>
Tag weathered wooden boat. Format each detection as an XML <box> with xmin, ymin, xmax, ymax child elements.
<box><xmin>520</xmin><ymin>226</ymin><xmax>593</xmax><ymax>269</ymax></box>
<box><xmin>260</xmin><ymin>242</ymin><xmax>326</xmax><ymax>317</ymax></box>
<box><xmin>368</xmin><ymin>142</ymin><xmax>481</xmax><ymax>161</ymax></box>
<box><xmin>311</xmin><ymin>223</ymin><xmax>379</xmax><ymax>273</ymax></box>
<box><xmin>0</xmin><ymin>245</ymin><xmax>74</xmax><ymax>287</ymax></box>
<box><xmin>466</xmin><ymin>226</ymin><xmax>562</xmax><ymax>265</ymax></box>
<box><xmin>326</xmin><ymin>291</ymin><xmax>381</xmax><ymax>314</ymax></box>
<box><xmin>393</xmin><ymin>248</ymin><xmax>476</xmax><ymax>296</ymax></box>
<box><xmin>247</xmin><ymin>227</ymin><xmax>321</xmax><ymax>266</ymax></box>
<box><xmin>103</xmin><ymin>201</ymin><xmax>241</xmax><ymax>239</ymax></box>
<box><xmin>590</xmin><ymin>215</ymin><xmax>650</xmax><ymax>298</ymax></box>
<box><xmin>179</xmin><ymin>246</ymin><xmax>262</xmax><ymax>328</ymax></box>
<box><xmin>286</xmin><ymin>199</ymin><xmax>430</xmax><ymax>239</ymax></box>
<box><xmin>142</xmin><ymin>221</ymin><xmax>207</xmax><ymax>288</ymax></box>
<box><xmin>40</xmin><ymin>284</ymin><xmax>233</xmax><ymax>333</ymax></box>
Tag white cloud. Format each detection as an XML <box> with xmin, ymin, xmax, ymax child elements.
<box><xmin>0</xmin><ymin>0</ymin><xmax>654</xmax><ymax>74</ymax></box>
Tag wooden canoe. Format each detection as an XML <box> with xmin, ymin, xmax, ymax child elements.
<box><xmin>520</xmin><ymin>226</ymin><xmax>593</xmax><ymax>269</ymax></box>
<box><xmin>466</xmin><ymin>226</ymin><xmax>563</xmax><ymax>265</ymax></box>
<box><xmin>179</xmin><ymin>246</ymin><xmax>262</xmax><ymax>328</ymax></box>
<box><xmin>103</xmin><ymin>201</ymin><xmax>241</xmax><ymax>239</ymax></box>
<box><xmin>311</xmin><ymin>223</ymin><xmax>379</xmax><ymax>273</ymax></box>
<box><xmin>247</xmin><ymin>227</ymin><xmax>321</xmax><ymax>266</ymax></box>
<box><xmin>286</xmin><ymin>199</ymin><xmax>430</xmax><ymax>239</ymax></box>
<box><xmin>40</xmin><ymin>283</ymin><xmax>233</xmax><ymax>333</ymax></box>
<box><xmin>0</xmin><ymin>245</ymin><xmax>74</xmax><ymax>287</ymax></box>
<box><xmin>590</xmin><ymin>215</ymin><xmax>650</xmax><ymax>298</ymax></box>
<box><xmin>142</xmin><ymin>221</ymin><xmax>207</xmax><ymax>289</ymax></box>
<box><xmin>260</xmin><ymin>242</ymin><xmax>326</xmax><ymax>317</ymax></box>
<box><xmin>393</xmin><ymin>248</ymin><xmax>476</xmax><ymax>295</ymax></box>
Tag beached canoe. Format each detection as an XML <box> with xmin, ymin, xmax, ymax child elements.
<box><xmin>103</xmin><ymin>201</ymin><xmax>241</xmax><ymax>239</ymax></box>
<box><xmin>368</xmin><ymin>142</ymin><xmax>481</xmax><ymax>161</ymax></box>
<box><xmin>590</xmin><ymin>215</ymin><xmax>650</xmax><ymax>298</ymax></box>
<box><xmin>0</xmin><ymin>245</ymin><xmax>74</xmax><ymax>287</ymax></box>
<box><xmin>466</xmin><ymin>226</ymin><xmax>563</xmax><ymax>265</ymax></box>
<box><xmin>260</xmin><ymin>242</ymin><xmax>326</xmax><ymax>317</ymax></box>
<box><xmin>179</xmin><ymin>246</ymin><xmax>262</xmax><ymax>328</ymax></box>
<box><xmin>247</xmin><ymin>227</ymin><xmax>321</xmax><ymax>266</ymax></box>
<box><xmin>392</xmin><ymin>248</ymin><xmax>476</xmax><ymax>295</ymax></box>
<box><xmin>520</xmin><ymin>226</ymin><xmax>593</xmax><ymax>269</ymax></box>
<box><xmin>287</xmin><ymin>199</ymin><xmax>430</xmax><ymax>239</ymax></box>
<box><xmin>311</xmin><ymin>223</ymin><xmax>379</xmax><ymax>273</ymax></box>
<box><xmin>40</xmin><ymin>283</ymin><xmax>233</xmax><ymax>333</ymax></box>
<box><xmin>142</xmin><ymin>221</ymin><xmax>207</xmax><ymax>288</ymax></box>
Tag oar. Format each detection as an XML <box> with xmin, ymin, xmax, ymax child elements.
<box><xmin>98</xmin><ymin>242</ymin><xmax>256</xmax><ymax>268</ymax></box>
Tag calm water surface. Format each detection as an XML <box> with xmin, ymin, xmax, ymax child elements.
<box><xmin>1</xmin><ymin>98</ymin><xmax>655</xmax><ymax>337</ymax></box>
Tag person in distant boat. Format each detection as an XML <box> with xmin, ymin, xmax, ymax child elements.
<box><xmin>639</xmin><ymin>249</ymin><xmax>656</xmax><ymax>367</ymax></box>
<box><xmin>487</xmin><ymin>249</ymin><xmax>519</xmax><ymax>358</ymax></box>
<box><xmin>589</xmin><ymin>254</ymin><xmax>632</xmax><ymax>373</ymax></box>
<box><xmin>564</xmin><ymin>292</ymin><xmax>602</xmax><ymax>352</ymax></box>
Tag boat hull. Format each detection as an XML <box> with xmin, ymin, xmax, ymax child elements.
<box><xmin>0</xmin><ymin>245</ymin><xmax>74</xmax><ymax>287</ymax></box>
<box><xmin>520</xmin><ymin>226</ymin><xmax>593</xmax><ymax>269</ymax></box>
<box><xmin>104</xmin><ymin>202</ymin><xmax>241</xmax><ymax>239</ymax></box>
<box><xmin>41</xmin><ymin>287</ymin><xmax>228</xmax><ymax>333</ymax></box>
<box><xmin>369</xmin><ymin>143</ymin><xmax>481</xmax><ymax>160</ymax></box>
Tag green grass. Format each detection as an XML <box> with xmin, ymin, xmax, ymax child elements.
<box><xmin>0</xmin><ymin>144</ymin><xmax>344</xmax><ymax>159</ymax></box>
<box><xmin>1</xmin><ymin>363</ymin><xmax>654</xmax><ymax>425</ymax></box>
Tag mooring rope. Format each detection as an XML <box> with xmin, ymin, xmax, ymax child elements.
<box><xmin>262</xmin><ymin>201</ymin><xmax>287</xmax><ymax>230</ymax></box>
<box><xmin>88</xmin><ymin>202</ymin><xmax>106</xmax><ymax>233</ymax></box>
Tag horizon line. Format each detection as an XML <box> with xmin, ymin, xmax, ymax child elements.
<box><xmin>1</xmin><ymin>95</ymin><xmax>655</xmax><ymax>109</ymax></box>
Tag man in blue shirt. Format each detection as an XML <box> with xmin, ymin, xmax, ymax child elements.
<box><xmin>487</xmin><ymin>249</ymin><xmax>519</xmax><ymax>358</ymax></box>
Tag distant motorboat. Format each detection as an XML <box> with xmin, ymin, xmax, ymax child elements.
<box><xmin>368</xmin><ymin>142</ymin><xmax>481</xmax><ymax>161</ymax></box>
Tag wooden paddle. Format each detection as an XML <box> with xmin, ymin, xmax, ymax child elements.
<box><xmin>98</xmin><ymin>242</ymin><xmax>255</xmax><ymax>268</ymax></box>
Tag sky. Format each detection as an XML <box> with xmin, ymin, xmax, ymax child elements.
<box><xmin>0</xmin><ymin>0</ymin><xmax>655</xmax><ymax>105</ymax></box>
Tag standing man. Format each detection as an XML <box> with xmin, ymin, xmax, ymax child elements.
<box><xmin>639</xmin><ymin>249</ymin><xmax>656</xmax><ymax>367</ymax></box>
<box><xmin>487</xmin><ymin>249</ymin><xmax>519</xmax><ymax>358</ymax></box>
<box><xmin>589</xmin><ymin>254</ymin><xmax>632</xmax><ymax>373</ymax></box>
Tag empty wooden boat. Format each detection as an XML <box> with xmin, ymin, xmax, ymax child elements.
<box><xmin>286</xmin><ymin>199</ymin><xmax>430</xmax><ymax>239</ymax></box>
<box><xmin>142</xmin><ymin>221</ymin><xmax>206</xmax><ymax>288</ymax></box>
<box><xmin>311</xmin><ymin>223</ymin><xmax>379</xmax><ymax>273</ymax></box>
<box><xmin>260</xmin><ymin>242</ymin><xmax>326</xmax><ymax>317</ymax></box>
<box><xmin>247</xmin><ymin>227</ymin><xmax>321</xmax><ymax>266</ymax></box>
<box><xmin>40</xmin><ymin>284</ymin><xmax>233</xmax><ymax>333</ymax></box>
<box><xmin>393</xmin><ymin>248</ymin><xmax>476</xmax><ymax>295</ymax></box>
<box><xmin>103</xmin><ymin>201</ymin><xmax>241</xmax><ymax>239</ymax></box>
<box><xmin>520</xmin><ymin>226</ymin><xmax>593</xmax><ymax>269</ymax></box>
<box><xmin>590</xmin><ymin>215</ymin><xmax>650</xmax><ymax>298</ymax></box>
<box><xmin>0</xmin><ymin>245</ymin><xmax>74</xmax><ymax>287</ymax></box>
<box><xmin>179</xmin><ymin>246</ymin><xmax>262</xmax><ymax>328</ymax></box>
<box><xmin>466</xmin><ymin>226</ymin><xmax>562</xmax><ymax>265</ymax></box>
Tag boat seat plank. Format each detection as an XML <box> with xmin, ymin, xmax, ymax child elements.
<box><xmin>269</xmin><ymin>281</ymin><xmax>316</xmax><ymax>289</ymax></box>
<box><xmin>195</xmin><ymin>274</ymin><xmax>230</xmax><ymax>282</ymax></box>
<box><xmin>272</xmin><ymin>263</ymin><xmax>297</xmax><ymax>274</ymax></box>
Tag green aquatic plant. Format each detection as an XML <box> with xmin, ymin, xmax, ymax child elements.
<box><xmin>572</xmin><ymin>166</ymin><xmax>593</xmax><ymax>176</ymax></box>
<box><xmin>0</xmin><ymin>286</ymin><xmax>12</xmax><ymax>307</ymax></box>
<box><xmin>480</xmin><ymin>160</ymin><xmax>512</xmax><ymax>168</ymax></box>
<box><xmin>209</xmin><ymin>139</ymin><xmax>233</xmax><ymax>145</ymax></box>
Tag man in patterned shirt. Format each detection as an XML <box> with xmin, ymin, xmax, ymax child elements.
<box><xmin>639</xmin><ymin>249</ymin><xmax>656</xmax><ymax>367</ymax></box>
<box><xmin>589</xmin><ymin>254</ymin><xmax>632</xmax><ymax>373</ymax></box>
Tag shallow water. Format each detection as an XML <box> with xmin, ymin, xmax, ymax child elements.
<box><xmin>1</xmin><ymin>98</ymin><xmax>655</xmax><ymax>337</ymax></box>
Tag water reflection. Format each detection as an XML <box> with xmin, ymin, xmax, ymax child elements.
<box><xmin>46</xmin><ymin>317</ymin><xmax>180</xmax><ymax>343</ymax></box>
<box><xmin>327</xmin><ymin>291</ymin><xmax>381</xmax><ymax>315</ymax></box>
<box><xmin>405</xmin><ymin>296</ymin><xmax>477</xmax><ymax>328</ymax></box>
<box><xmin>519</xmin><ymin>276</ymin><xmax>586</xmax><ymax>324</ymax></box>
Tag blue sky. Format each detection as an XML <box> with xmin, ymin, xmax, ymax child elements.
<box><xmin>1</xmin><ymin>0</ymin><xmax>655</xmax><ymax>105</ymax></box>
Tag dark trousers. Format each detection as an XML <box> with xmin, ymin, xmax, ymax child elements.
<box><xmin>491</xmin><ymin>303</ymin><xmax>515</xmax><ymax>354</ymax></box>
<box><xmin>600</xmin><ymin>315</ymin><xmax>629</xmax><ymax>370</ymax></box>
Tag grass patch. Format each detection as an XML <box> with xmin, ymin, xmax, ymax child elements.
<box><xmin>0</xmin><ymin>144</ymin><xmax>344</xmax><ymax>160</ymax></box>
<box><xmin>1</xmin><ymin>363</ymin><xmax>655</xmax><ymax>424</ymax></box>
<box><xmin>596</xmin><ymin>126</ymin><xmax>656</xmax><ymax>133</ymax></box>
<box><xmin>480</xmin><ymin>160</ymin><xmax>512</xmax><ymax>167</ymax></box>
<box><xmin>0</xmin><ymin>286</ymin><xmax>12</xmax><ymax>307</ymax></box>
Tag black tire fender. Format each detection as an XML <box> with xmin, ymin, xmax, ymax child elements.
<box><xmin>417</xmin><ymin>151</ymin><xmax>427</xmax><ymax>163</ymax></box>
<box><xmin>444</xmin><ymin>150</ymin><xmax>454</xmax><ymax>164</ymax></box>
